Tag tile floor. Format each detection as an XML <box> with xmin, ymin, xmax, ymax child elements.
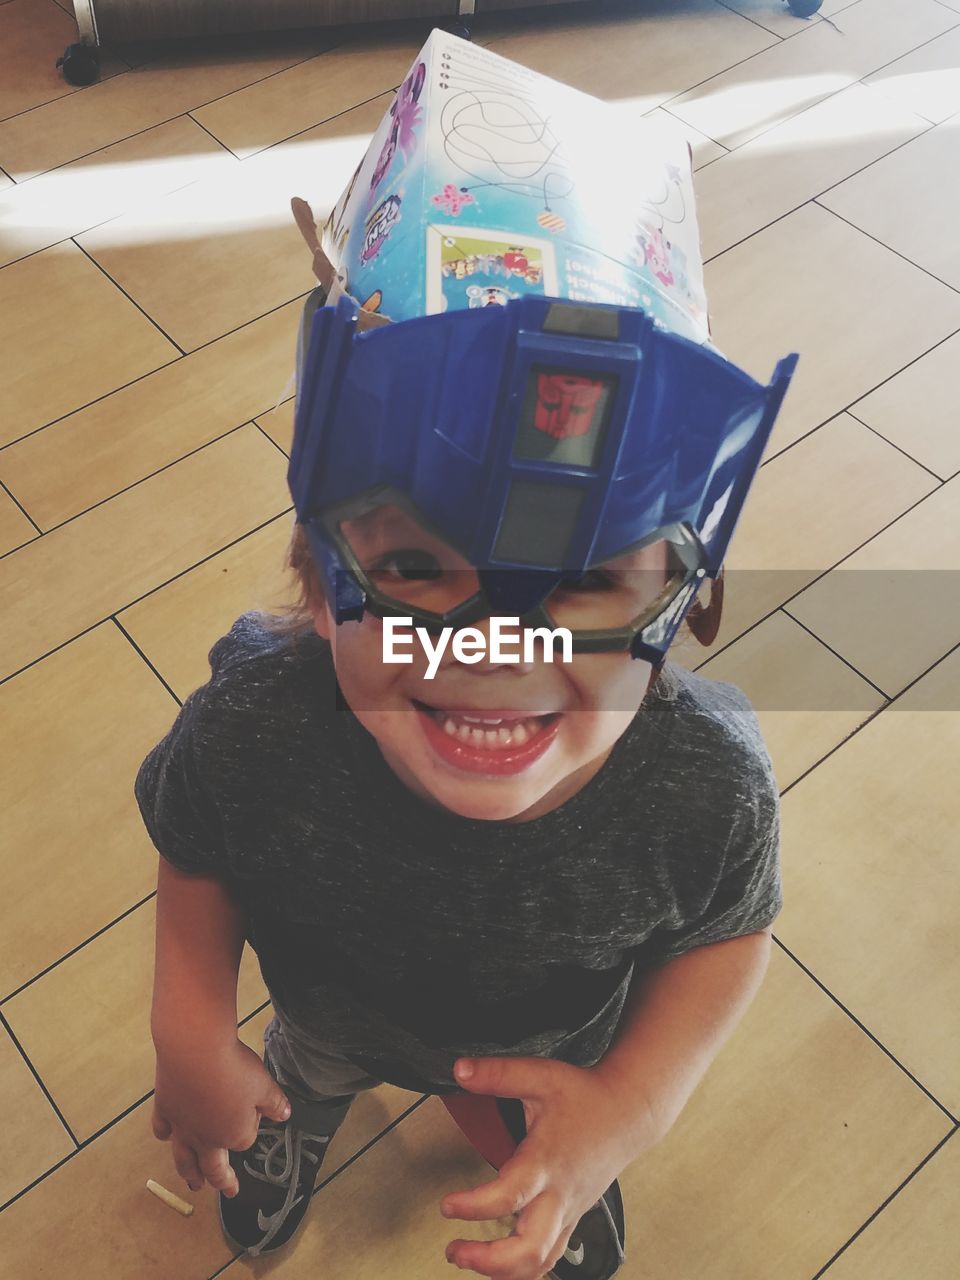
<box><xmin>1</xmin><ymin>0</ymin><xmax>958</xmax><ymax>1276</ymax></box>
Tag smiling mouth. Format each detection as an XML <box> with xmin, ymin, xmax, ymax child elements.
<box><xmin>412</xmin><ymin>700</ymin><xmax>560</xmax><ymax>750</ymax></box>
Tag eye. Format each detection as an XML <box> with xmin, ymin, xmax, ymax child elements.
<box><xmin>371</xmin><ymin>549</ymin><xmax>442</xmax><ymax>581</ymax></box>
<box><xmin>557</xmin><ymin>570</ymin><xmax>615</xmax><ymax>593</ymax></box>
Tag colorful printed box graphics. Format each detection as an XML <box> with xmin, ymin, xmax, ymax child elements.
<box><xmin>321</xmin><ymin>28</ymin><xmax>709</xmax><ymax>343</ymax></box>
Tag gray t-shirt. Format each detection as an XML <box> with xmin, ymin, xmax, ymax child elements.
<box><xmin>136</xmin><ymin>612</ymin><xmax>781</xmax><ymax>1095</ymax></box>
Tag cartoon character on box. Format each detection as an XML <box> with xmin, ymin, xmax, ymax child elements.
<box><xmin>467</xmin><ymin>285</ymin><xmax>513</xmax><ymax>308</ymax></box>
<box><xmin>371</xmin><ymin>61</ymin><xmax>426</xmax><ymax>194</ymax></box>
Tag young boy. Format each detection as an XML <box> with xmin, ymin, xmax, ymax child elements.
<box><xmin>137</xmin><ymin>35</ymin><xmax>797</xmax><ymax>1280</ymax></box>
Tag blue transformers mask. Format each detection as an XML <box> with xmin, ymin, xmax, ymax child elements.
<box><xmin>288</xmin><ymin>288</ymin><xmax>797</xmax><ymax>667</ymax></box>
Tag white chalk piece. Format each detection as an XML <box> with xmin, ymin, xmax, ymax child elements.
<box><xmin>146</xmin><ymin>1178</ymin><xmax>194</xmax><ymax>1217</ymax></box>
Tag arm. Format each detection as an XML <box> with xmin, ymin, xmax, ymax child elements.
<box><xmin>592</xmin><ymin>928</ymin><xmax>773</xmax><ymax>1148</ymax></box>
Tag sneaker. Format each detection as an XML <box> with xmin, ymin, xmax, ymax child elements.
<box><xmin>218</xmin><ymin>1114</ymin><xmax>333</xmax><ymax>1256</ymax></box>
<box><xmin>549</xmin><ymin>1179</ymin><xmax>626</xmax><ymax>1280</ymax></box>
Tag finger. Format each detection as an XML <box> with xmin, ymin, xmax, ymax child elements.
<box><xmin>442</xmin><ymin>1150</ymin><xmax>545</xmax><ymax>1222</ymax></box>
<box><xmin>151</xmin><ymin>1102</ymin><xmax>172</xmax><ymax>1141</ymax></box>
<box><xmin>170</xmin><ymin>1136</ymin><xmax>204</xmax><ymax>1192</ymax></box>
<box><xmin>446</xmin><ymin>1190</ymin><xmax>563</xmax><ymax>1279</ymax></box>
<box><xmin>258</xmin><ymin>1082</ymin><xmax>292</xmax><ymax>1125</ymax></box>
<box><xmin>198</xmin><ymin>1147</ymin><xmax>239</xmax><ymax>1198</ymax></box>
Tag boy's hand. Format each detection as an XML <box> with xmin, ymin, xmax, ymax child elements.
<box><xmin>151</xmin><ymin>1037</ymin><xmax>291</xmax><ymax>1197</ymax></box>
<box><xmin>441</xmin><ymin>1056</ymin><xmax>663</xmax><ymax>1280</ymax></box>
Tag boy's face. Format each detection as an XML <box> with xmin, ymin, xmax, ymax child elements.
<box><xmin>309</xmin><ymin>507</ymin><xmax>665</xmax><ymax>824</ymax></box>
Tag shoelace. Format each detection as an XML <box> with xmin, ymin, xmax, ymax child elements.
<box><xmin>241</xmin><ymin>1122</ymin><xmax>330</xmax><ymax>1256</ymax></box>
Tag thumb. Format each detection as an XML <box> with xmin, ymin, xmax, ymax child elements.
<box><xmin>258</xmin><ymin>1081</ymin><xmax>292</xmax><ymax>1124</ymax></box>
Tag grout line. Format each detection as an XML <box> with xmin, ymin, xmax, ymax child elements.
<box><xmin>71</xmin><ymin>238</ymin><xmax>186</xmax><ymax>352</ymax></box>
<box><xmin>810</xmin><ymin>1126</ymin><xmax>959</xmax><ymax>1278</ymax></box>
<box><xmin>112</xmin><ymin>616</ymin><xmax>183</xmax><ymax>705</ymax></box>
<box><xmin>712</xmin><ymin>0</ymin><xmax>786</xmax><ymax>42</ymax></box>
<box><xmin>845</xmin><ymin>412</ymin><xmax>947</xmax><ymax>482</ymax></box>
<box><xmin>0</xmin><ymin>506</ymin><xmax>295</xmax><ymax>688</ymax></box>
<box><xmin>187</xmin><ymin>112</ymin><xmax>239</xmax><ymax>160</ymax></box>
<box><xmin>0</xmin><ymin>290</ymin><xmax>310</xmax><ymax>459</ymax></box>
<box><xmin>775</xmin><ymin>608</ymin><xmax>891</xmax><ymax>700</ymax></box>
<box><xmin>0</xmin><ymin>1008</ymin><xmax>79</xmax><ymax>1149</ymax></box>
<box><xmin>0</xmin><ymin>163</ymin><xmax>13</xmax><ymax>184</ymax></box>
<box><xmin>773</xmin><ymin>938</ymin><xmax>960</xmax><ymax>1125</ymax></box>
<box><xmin>0</xmin><ymin>476</ymin><xmax>42</xmax><ymax>536</ymax></box>
<box><xmin>223</xmin><ymin>85</ymin><xmax>400</xmax><ymax>161</ymax></box>
<box><xmin>253</xmin><ymin>419</ymin><xmax>291</xmax><ymax>460</ymax></box>
<box><xmin>778</xmin><ymin>638</ymin><xmax>960</xmax><ymax>798</ymax></box>
<box><xmin>0</xmin><ymin>894</ymin><xmax>156</xmax><ymax>1007</ymax></box>
<box><xmin>813</xmin><ymin>200</ymin><xmax>960</xmax><ymax>297</ymax></box>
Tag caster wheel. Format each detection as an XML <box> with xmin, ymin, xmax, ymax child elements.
<box><xmin>56</xmin><ymin>42</ymin><xmax>100</xmax><ymax>85</ymax></box>
<box><xmin>786</xmin><ymin>0</ymin><xmax>823</xmax><ymax>15</ymax></box>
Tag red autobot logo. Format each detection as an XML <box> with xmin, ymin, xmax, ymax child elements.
<box><xmin>533</xmin><ymin>373</ymin><xmax>605</xmax><ymax>439</ymax></box>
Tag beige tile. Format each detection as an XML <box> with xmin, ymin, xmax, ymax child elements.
<box><xmin>0</xmin><ymin>1073</ymin><xmax>419</xmax><ymax>1276</ymax></box>
<box><xmin>4</xmin><ymin>900</ymin><xmax>268</xmax><ymax>1142</ymax></box>
<box><xmin>77</xmin><ymin>93</ymin><xmax>392</xmax><ymax>351</ymax></box>
<box><xmin>825</xmin><ymin>1131</ymin><xmax>960</xmax><ymax>1279</ymax></box>
<box><xmin>0</xmin><ymin>115</ymin><xmax>239</xmax><ymax>270</ymax></box>
<box><xmin>0</xmin><ymin>626</ymin><xmax>174</xmax><ymax>997</ymax></box>
<box><xmin>0</xmin><ymin>0</ymin><xmax>122</xmax><ymax>123</ymax></box>
<box><xmin>0</xmin><ymin>486</ymin><xmax>35</xmax><ymax>555</ymax></box>
<box><xmin>255</xmin><ymin>396</ymin><xmax>296</xmax><ymax>455</ymax></box>
<box><xmin>193</xmin><ymin>38</ymin><xmax>422</xmax><ymax>159</ymax></box>
<box><xmin>778</xmin><ymin>644</ymin><xmax>960</xmax><ymax>1112</ymax></box>
<box><xmin>666</xmin><ymin>0</ymin><xmax>956</xmax><ymax>148</ymax></box>
<box><xmin>273</xmin><ymin>949</ymin><xmax>951</xmax><ymax>1280</ymax></box>
<box><xmin>0</xmin><ymin>32</ymin><xmax>327</xmax><ymax>181</ymax></box>
<box><xmin>0</xmin><ymin>425</ymin><xmax>289</xmax><ymax>682</ymax></box>
<box><xmin>695</xmin><ymin>610</ymin><xmax>885</xmax><ymax>790</ymax></box>
<box><xmin>482</xmin><ymin>0</ymin><xmax>775</xmax><ymax>112</ymax></box>
<box><xmin>711</xmin><ymin>413</ymin><xmax>936</xmax><ymax>647</ymax></box>
<box><xmin>787</xmin><ymin>477</ymin><xmax>960</xmax><ymax>696</ymax></box>
<box><xmin>863</xmin><ymin>24</ymin><xmax>960</xmax><ymax>124</ymax></box>
<box><xmin>119</xmin><ymin>514</ymin><xmax>297</xmax><ymax>700</ymax></box>
<box><xmin>0</xmin><ymin>301</ymin><xmax>301</xmax><ymax>530</ymax></box>
<box><xmin>820</xmin><ymin>117</ymin><xmax>960</xmax><ymax>291</ymax></box>
<box><xmin>0</xmin><ymin>1026</ymin><xmax>74</xmax><ymax>1208</ymax></box>
<box><xmin>705</xmin><ymin>203</ymin><xmax>960</xmax><ymax>455</ymax></box>
<box><xmin>0</xmin><ymin>241</ymin><xmax>178</xmax><ymax>449</ymax></box>
<box><xmin>713</xmin><ymin>0</ymin><xmax>857</xmax><ymax>39</ymax></box>
<box><xmin>851</xmin><ymin>331</ymin><xmax>960</xmax><ymax>481</ymax></box>
<box><xmin>694</xmin><ymin>82</ymin><xmax>927</xmax><ymax>260</ymax></box>
<box><xmin>642</xmin><ymin>105</ymin><xmax>727</xmax><ymax>169</ymax></box>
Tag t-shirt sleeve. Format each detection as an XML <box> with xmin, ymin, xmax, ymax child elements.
<box><xmin>134</xmin><ymin>684</ymin><xmax>228</xmax><ymax>878</ymax></box>
<box><xmin>650</xmin><ymin>752</ymin><xmax>783</xmax><ymax>965</ymax></box>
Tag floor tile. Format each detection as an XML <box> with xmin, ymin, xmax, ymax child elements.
<box><xmin>77</xmin><ymin>93</ymin><xmax>392</xmax><ymax>351</ymax></box>
<box><xmin>0</xmin><ymin>31</ymin><xmax>327</xmax><ymax>181</ymax></box>
<box><xmin>0</xmin><ymin>1026</ymin><xmax>74</xmax><ymax>1209</ymax></box>
<box><xmin>0</xmin><ymin>167</ymin><xmax>12</xmax><ymax>191</ymax></box>
<box><xmin>0</xmin><ymin>241</ymin><xmax>178</xmax><ymax>449</ymax></box>
<box><xmin>693</xmin><ymin>81</ymin><xmax>927</xmax><ymax>260</ymax></box>
<box><xmin>0</xmin><ymin>487</ymin><xmax>35</xmax><ymax>556</ymax></box>
<box><xmin>863</xmin><ymin>23</ymin><xmax>960</xmax><ymax>123</ymax></box>
<box><xmin>787</xmin><ymin>477</ymin><xmax>960</xmax><ymax>696</ymax></box>
<box><xmin>3</xmin><ymin>900</ymin><xmax>267</xmax><ymax>1143</ymax></box>
<box><xmin>0</xmin><ymin>1069</ymin><xmax>420</xmax><ymax>1276</ymax></box>
<box><xmin>694</xmin><ymin>610</ymin><xmax>885</xmax><ymax>790</ymax></box>
<box><xmin>819</xmin><ymin>117</ymin><xmax>960</xmax><ymax>291</ymax></box>
<box><xmin>0</xmin><ymin>0</ymin><xmax>122</xmax><ymax>123</ymax></box>
<box><xmin>851</xmin><ymin>331</ymin><xmax>960</xmax><ymax>481</ymax></box>
<box><xmin>642</xmin><ymin>104</ymin><xmax>728</xmax><ymax>168</ymax></box>
<box><xmin>0</xmin><ymin>115</ymin><xmax>238</xmax><ymax>270</ymax></box>
<box><xmin>778</xmin><ymin>643</ymin><xmax>960</xmax><ymax>1113</ymax></box>
<box><xmin>714</xmin><ymin>0</ymin><xmax>857</xmax><ymax>39</ymax></box>
<box><xmin>0</xmin><ymin>425</ymin><xmax>289</xmax><ymax>683</ymax></box>
<box><xmin>704</xmin><ymin>203</ymin><xmax>960</xmax><ymax>455</ymax></box>
<box><xmin>0</xmin><ymin>625</ymin><xmax>179</xmax><ymax>997</ymax></box>
<box><xmin>823</xmin><ymin>1131</ymin><xmax>960</xmax><ymax>1279</ymax></box>
<box><xmin>481</xmin><ymin>0</ymin><xmax>775</xmax><ymax>114</ymax></box>
<box><xmin>193</xmin><ymin>37</ymin><xmax>423</xmax><ymax>159</ymax></box>
<box><xmin>118</xmin><ymin>514</ymin><xmax>297</xmax><ymax>700</ymax></box>
<box><xmin>255</xmin><ymin>397</ymin><xmax>296</xmax><ymax>456</ymax></box>
<box><xmin>263</xmin><ymin>949</ymin><xmax>950</xmax><ymax>1280</ymax></box>
<box><xmin>666</xmin><ymin>0</ymin><xmax>957</xmax><ymax>148</ymax></box>
<box><xmin>0</xmin><ymin>300</ymin><xmax>301</xmax><ymax>530</ymax></box>
<box><xmin>708</xmin><ymin>412</ymin><xmax>937</xmax><ymax>648</ymax></box>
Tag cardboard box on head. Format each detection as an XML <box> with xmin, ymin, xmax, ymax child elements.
<box><xmin>293</xmin><ymin>28</ymin><xmax>708</xmax><ymax>343</ymax></box>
